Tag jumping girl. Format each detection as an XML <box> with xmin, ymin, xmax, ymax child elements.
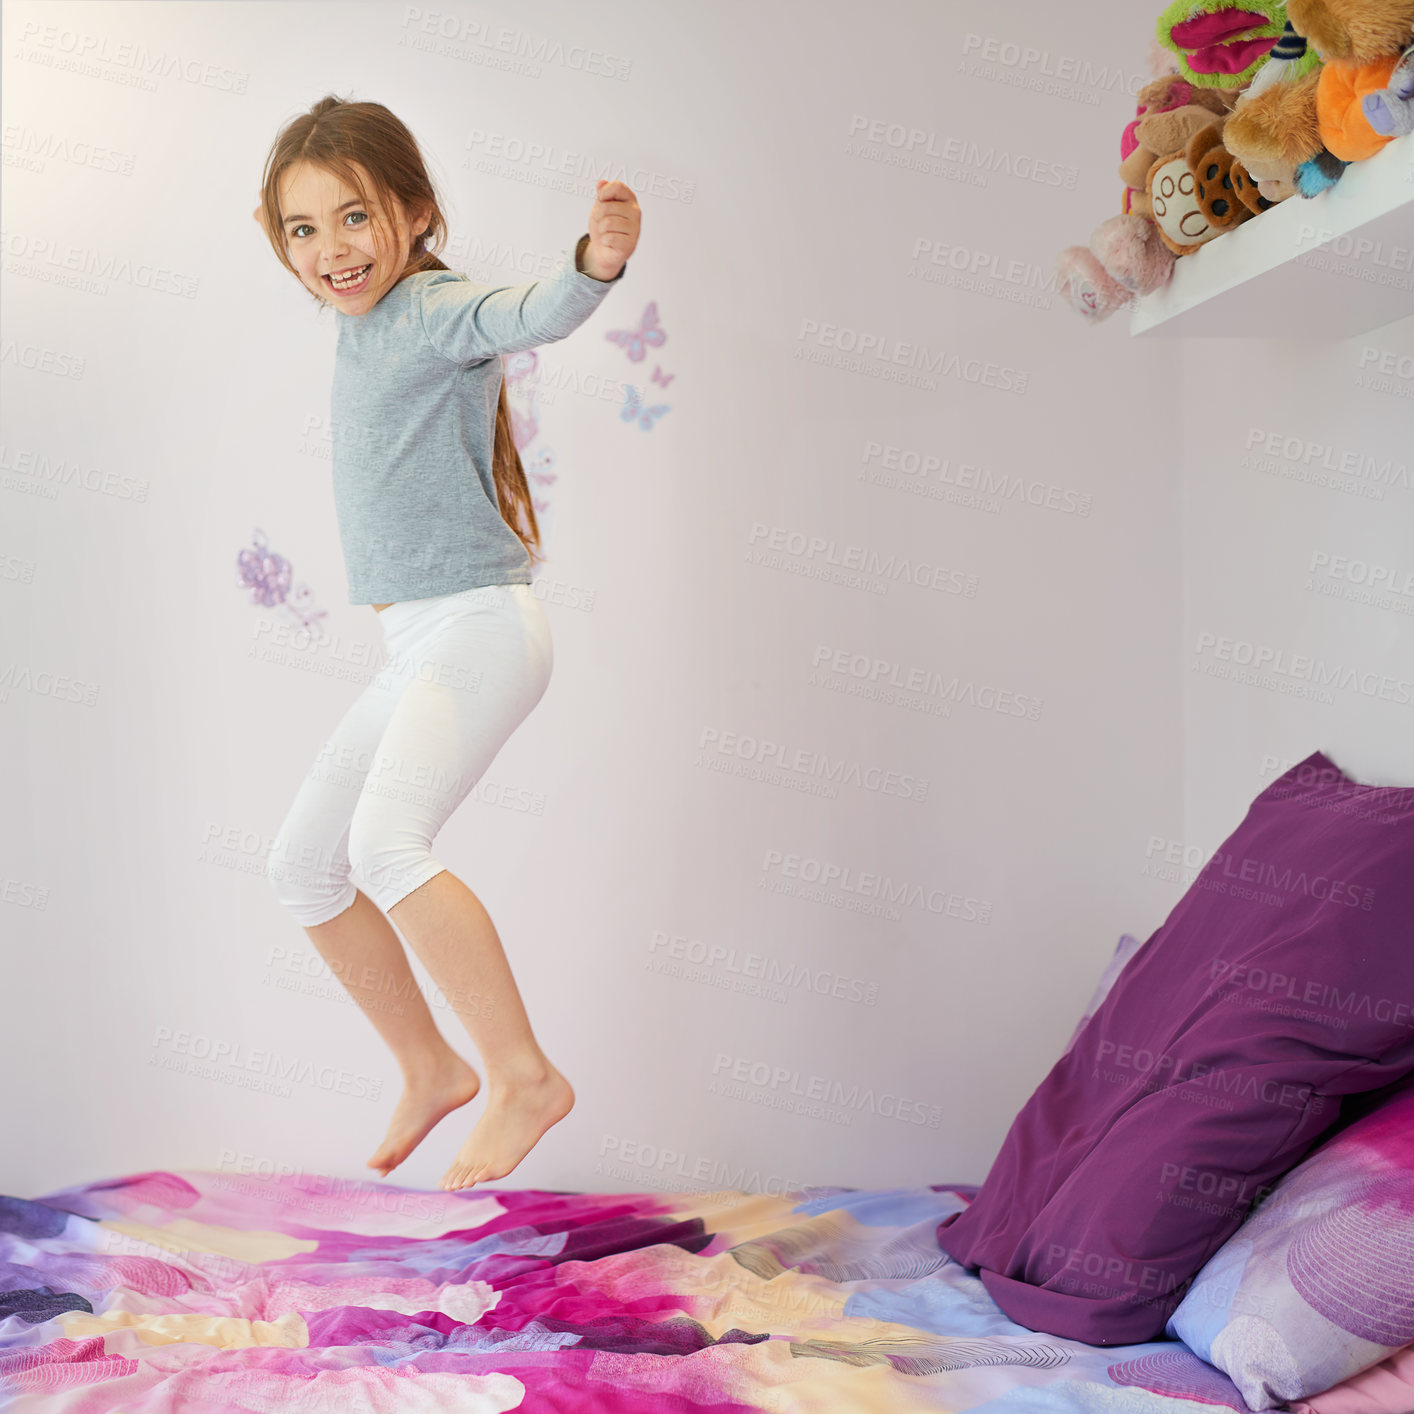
<box><xmin>253</xmin><ymin>95</ymin><xmax>639</xmax><ymax>1192</ymax></box>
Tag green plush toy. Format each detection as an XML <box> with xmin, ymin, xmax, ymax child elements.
<box><xmin>1156</xmin><ymin>0</ymin><xmax>1321</xmax><ymax>88</ymax></box>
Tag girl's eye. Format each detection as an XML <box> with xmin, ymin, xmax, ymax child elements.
<box><xmin>290</xmin><ymin>211</ymin><xmax>368</xmax><ymax>239</ymax></box>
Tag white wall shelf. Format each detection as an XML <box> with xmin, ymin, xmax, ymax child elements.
<box><xmin>1131</xmin><ymin>130</ymin><xmax>1414</xmax><ymax>338</ymax></box>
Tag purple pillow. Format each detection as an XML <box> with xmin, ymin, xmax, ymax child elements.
<box><xmin>1168</xmin><ymin>1072</ymin><xmax>1414</xmax><ymax>1409</ymax></box>
<box><xmin>937</xmin><ymin>750</ymin><xmax>1414</xmax><ymax>1345</ymax></box>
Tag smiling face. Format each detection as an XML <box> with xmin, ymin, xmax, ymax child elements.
<box><xmin>278</xmin><ymin>161</ymin><xmax>430</xmax><ymax>316</ymax></box>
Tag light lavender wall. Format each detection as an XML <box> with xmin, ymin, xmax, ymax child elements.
<box><xmin>1178</xmin><ymin>327</ymin><xmax>1414</xmax><ymax>856</ymax></box>
<box><xmin>2</xmin><ymin>0</ymin><xmax>1185</xmax><ymax>1199</ymax></box>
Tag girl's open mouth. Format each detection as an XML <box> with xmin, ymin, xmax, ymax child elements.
<box><xmin>324</xmin><ymin>263</ymin><xmax>372</xmax><ymax>295</ymax></box>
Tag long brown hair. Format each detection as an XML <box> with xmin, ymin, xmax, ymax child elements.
<box><xmin>254</xmin><ymin>95</ymin><xmax>542</xmax><ymax>566</ymax></box>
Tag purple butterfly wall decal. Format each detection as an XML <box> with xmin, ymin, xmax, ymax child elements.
<box><xmin>604</xmin><ymin>302</ymin><xmax>666</xmax><ymax>363</ymax></box>
<box><xmin>621</xmin><ymin>384</ymin><xmax>670</xmax><ymax>431</ymax></box>
<box><xmin>604</xmin><ymin>302</ymin><xmax>676</xmax><ymax>428</ymax></box>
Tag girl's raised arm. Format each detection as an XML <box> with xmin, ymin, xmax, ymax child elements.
<box><xmin>416</xmin><ymin>235</ymin><xmax>623</xmax><ymax>363</ymax></box>
<box><xmin>417</xmin><ymin>179</ymin><xmax>640</xmax><ymax>364</ymax></box>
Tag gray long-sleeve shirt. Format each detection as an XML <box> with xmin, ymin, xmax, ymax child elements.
<box><xmin>329</xmin><ymin>233</ymin><xmax>624</xmax><ymax>604</ymax></box>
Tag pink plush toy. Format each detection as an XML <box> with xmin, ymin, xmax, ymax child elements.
<box><xmin>1056</xmin><ymin>211</ymin><xmax>1175</xmax><ymax>323</ymax></box>
<box><xmin>1091</xmin><ymin>210</ymin><xmax>1175</xmax><ymax>289</ymax></box>
<box><xmin>1055</xmin><ymin>44</ymin><xmax>1193</xmax><ymax>323</ymax></box>
<box><xmin>1055</xmin><ymin>245</ymin><xmax>1134</xmax><ymax>321</ymax></box>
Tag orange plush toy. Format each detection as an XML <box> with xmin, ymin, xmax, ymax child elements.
<box><xmin>1316</xmin><ymin>51</ymin><xmax>1401</xmax><ymax>157</ymax></box>
<box><xmin>1288</xmin><ymin>0</ymin><xmax>1414</xmax><ymax>160</ymax></box>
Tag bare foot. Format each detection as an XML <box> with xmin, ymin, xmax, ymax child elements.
<box><xmin>367</xmin><ymin>1053</ymin><xmax>481</xmax><ymax>1178</ymax></box>
<box><xmin>438</xmin><ymin>1066</ymin><xmax>575</xmax><ymax>1191</ymax></box>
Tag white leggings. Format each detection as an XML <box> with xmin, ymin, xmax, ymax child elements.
<box><xmin>267</xmin><ymin>583</ymin><xmax>552</xmax><ymax>925</ymax></box>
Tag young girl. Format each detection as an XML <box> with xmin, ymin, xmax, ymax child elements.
<box><xmin>254</xmin><ymin>95</ymin><xmax>639</xmax><ymax>1192</ymax></box>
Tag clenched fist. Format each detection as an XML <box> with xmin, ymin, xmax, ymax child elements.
<box><xmin>582</xmin><ymin>179</ymin><xmax>640</xmax><ymax>281</ymax></box>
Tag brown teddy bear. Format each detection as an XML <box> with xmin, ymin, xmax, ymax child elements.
<box><xmin>1120</xmin><ymin>75</ymin><xmax>1239</xmax><ymax>219</ymax></box>
<box><xmin>1189</xmin><ymin>123</ymin><xmax>1262</xmax><ymax>231</ymax></box>
<box><xmin>1287</xmin><ymin>0</ymin><xmax>1414</xmax><ymax>64</ymax></box>
<box><xmin>1229</xmin><ymin>157</ymin><xmax>1279</xmax><ymax>213</ymax></box>
<box><xmin>1145</xmin><ymin>119</ymin><xmax>1258</xmax><ymax>255</ymax></box>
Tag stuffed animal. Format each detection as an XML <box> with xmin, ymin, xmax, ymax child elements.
<box><xmin>1243</xmin><ymin>17</ymin><xmax>1320</xmax><ymax>97</ymax></box>
<box><xmin>1317</xmin><ymin>51</ymin><xmax>1406</xmax><ymax>156</ymax></box>
<box><xmin>1288</xmin><ymin>0</ymin><xmax>1414</xmax><ymax>64</ymax></box>
<box><xmin>1090</xmin><ymin>211</ymin><xmax>1177</xmax><ymax>289</ymax></box>
<box><xmin>1223</xmin><ymin>67</ymin><xmax>1327</xmax><ymax>197</ymax></box>
<box><xmin>1288</xmin><ymin>0</ymin><xmax>1414</xmax><ymax>159</ymax></box>
<box><xmin>1055</xmin><ymin>212</ymin><xmax>1176</xmax><ymax>322</ymax></box>
<box><xmin>1054</xmin><ymin>28</ymin><xmax>1275</xmax><ymax>323</ymax></box>
<box><xmin>1145</xmin><ymin>119</ymin><xmax>1256</xmax><ymax>254</ymax></box>
<box><xmin>1054</xmin><ymin>244</ymin><xmax>1137</xmax><ymax>322</ymax></box>
<box><xmin>1155</xmin><ymin>0</ymin><xmax>1322</xmax><ymax>88</ymax></box>
<box><xmin>1055</xmin><ymin>60</ymin><xmax>1199</xmax><ymax>321</ymax></box>
<box><xmin>1229</xmin><ymin>155</ymin><xmax>1281</xmax><ymax>210</ymax></box>
<box><xmin>1119</xmin><ymin>74</ymin><xmax>1236</xmax><ymax>214</ymax></box>
<box><xmin>1188</xmin><ymin>122</ymin><xmax>1264</xmax><ymax>229</ymax></box>
<box><xmin>1364</xmin><ymin>41</ymin><xmax>1414</xmax><ymax>134</ymax></box>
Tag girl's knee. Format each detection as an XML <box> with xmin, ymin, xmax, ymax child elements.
<box><xmin>267</xmin><ymin>829</ymin><xmax>356</xmax><ymax>926</ymax></box>
<box><xmin>347</xmin><ymin>839</ymin><xmax>426</xmax><ymax>909</ymax></box>
<box><xmin>346</xmin><ymin>825</ymin><xmax>440</xmax><ymax>914</ymax></box>
<box><xmin>268</xmin><ymin>869</ymin><xmax>357</xmax><ymax>928</ymax></box>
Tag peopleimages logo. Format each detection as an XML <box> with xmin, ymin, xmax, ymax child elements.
<box><xmin>1241</xmin><ymin>427</ymin><xmax>1410</xmax><ymax>493</ymax></box>
<box><xmin>150</xmin><ymin>1026</ymin><xmax>382</xmax><ymax>1101</ymax></box>
<box><xmin>844</xmin><ymin>115</ymin><xmax>1078</xmax><ymax>189</ymax></box>
<box><xmin>710</xmin><ymin>1053</ymin><xmax>942</xmax><ymax>1128</ymax></box>
<box><xmin>860</xmin><ymin>439</ymin><xmax>1092</xmax><ymax>516</ymax></box>
<box><xmin>745</xmin><ymin>522</ymin><xmax>978</xmax><ymax>598</ymax></box>
<box><xmin>1091</xmin><ymin>1039</ymin><xmax>1319</xmax><ymax>1115</ymax></box>
<box><xmin>958</xmin><ymin>33</ymin><xmax>1145</xmax><ymax>98</ymax></box>
<box><xmin>795</xmin><ymin>318</ymin><xmax>1029</xmax><ymax>394</ymax></box>
<box><xmin>597</xmin><ymin>1136</ymin><xmax>803</xmax><ymax>1195</ymax></box>
<box><xmin>696</xmin><ymin>726</ymin><xmax>929</xmax><ymax>802</ymax></box>
<box><xmin>1210</xmin><ymin>960</ymin><xmax>1411</xmax><ymax>1027</ymax></box>
<box><xmin>1308</xmin><ymin>550</ymin><xmax>1414</xmax><ymax>598</ymax></box>
<box><xmin>760</xmin><ymin>848</ymin><xmax>992</xmax><ymax>923</ymax></box>
<box><xmin>648</xmin><ymin>930</ymin><xmax>880</xmax><ymax>1006</ymax></box>
<box><xmin>1196</xmin><ymin>851</ymin><xmax>1375</xmax><ymax>910</ymax></box>
<box><xmin>810</xmin><ymin>644</ymin><xmax>1043</xmax><ymax>720</ymax></box>
<box><xmin>1192</xmin><ymin>632</ymin><xmax>1414</xmax><ymax>706</ymax></box>
<box><xmin>0</xmin><ymin>229</ymin><xmax>200</xmax><ymax>298</ymax></box>
<box><xmin>14</xmin><ymin>16</ymin><xmax>250</xmax><ymax>93</ymax></box>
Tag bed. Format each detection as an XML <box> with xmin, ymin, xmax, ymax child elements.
<box><xmin>1</xmin><ymin>1167</ymin><xmax>1258</xmax><ymax>1412</ymax></box>
<box><xmin>8</xmin><ymin>753</ymin><xmax>1412</xmax><ymax>1412</ymax></box>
